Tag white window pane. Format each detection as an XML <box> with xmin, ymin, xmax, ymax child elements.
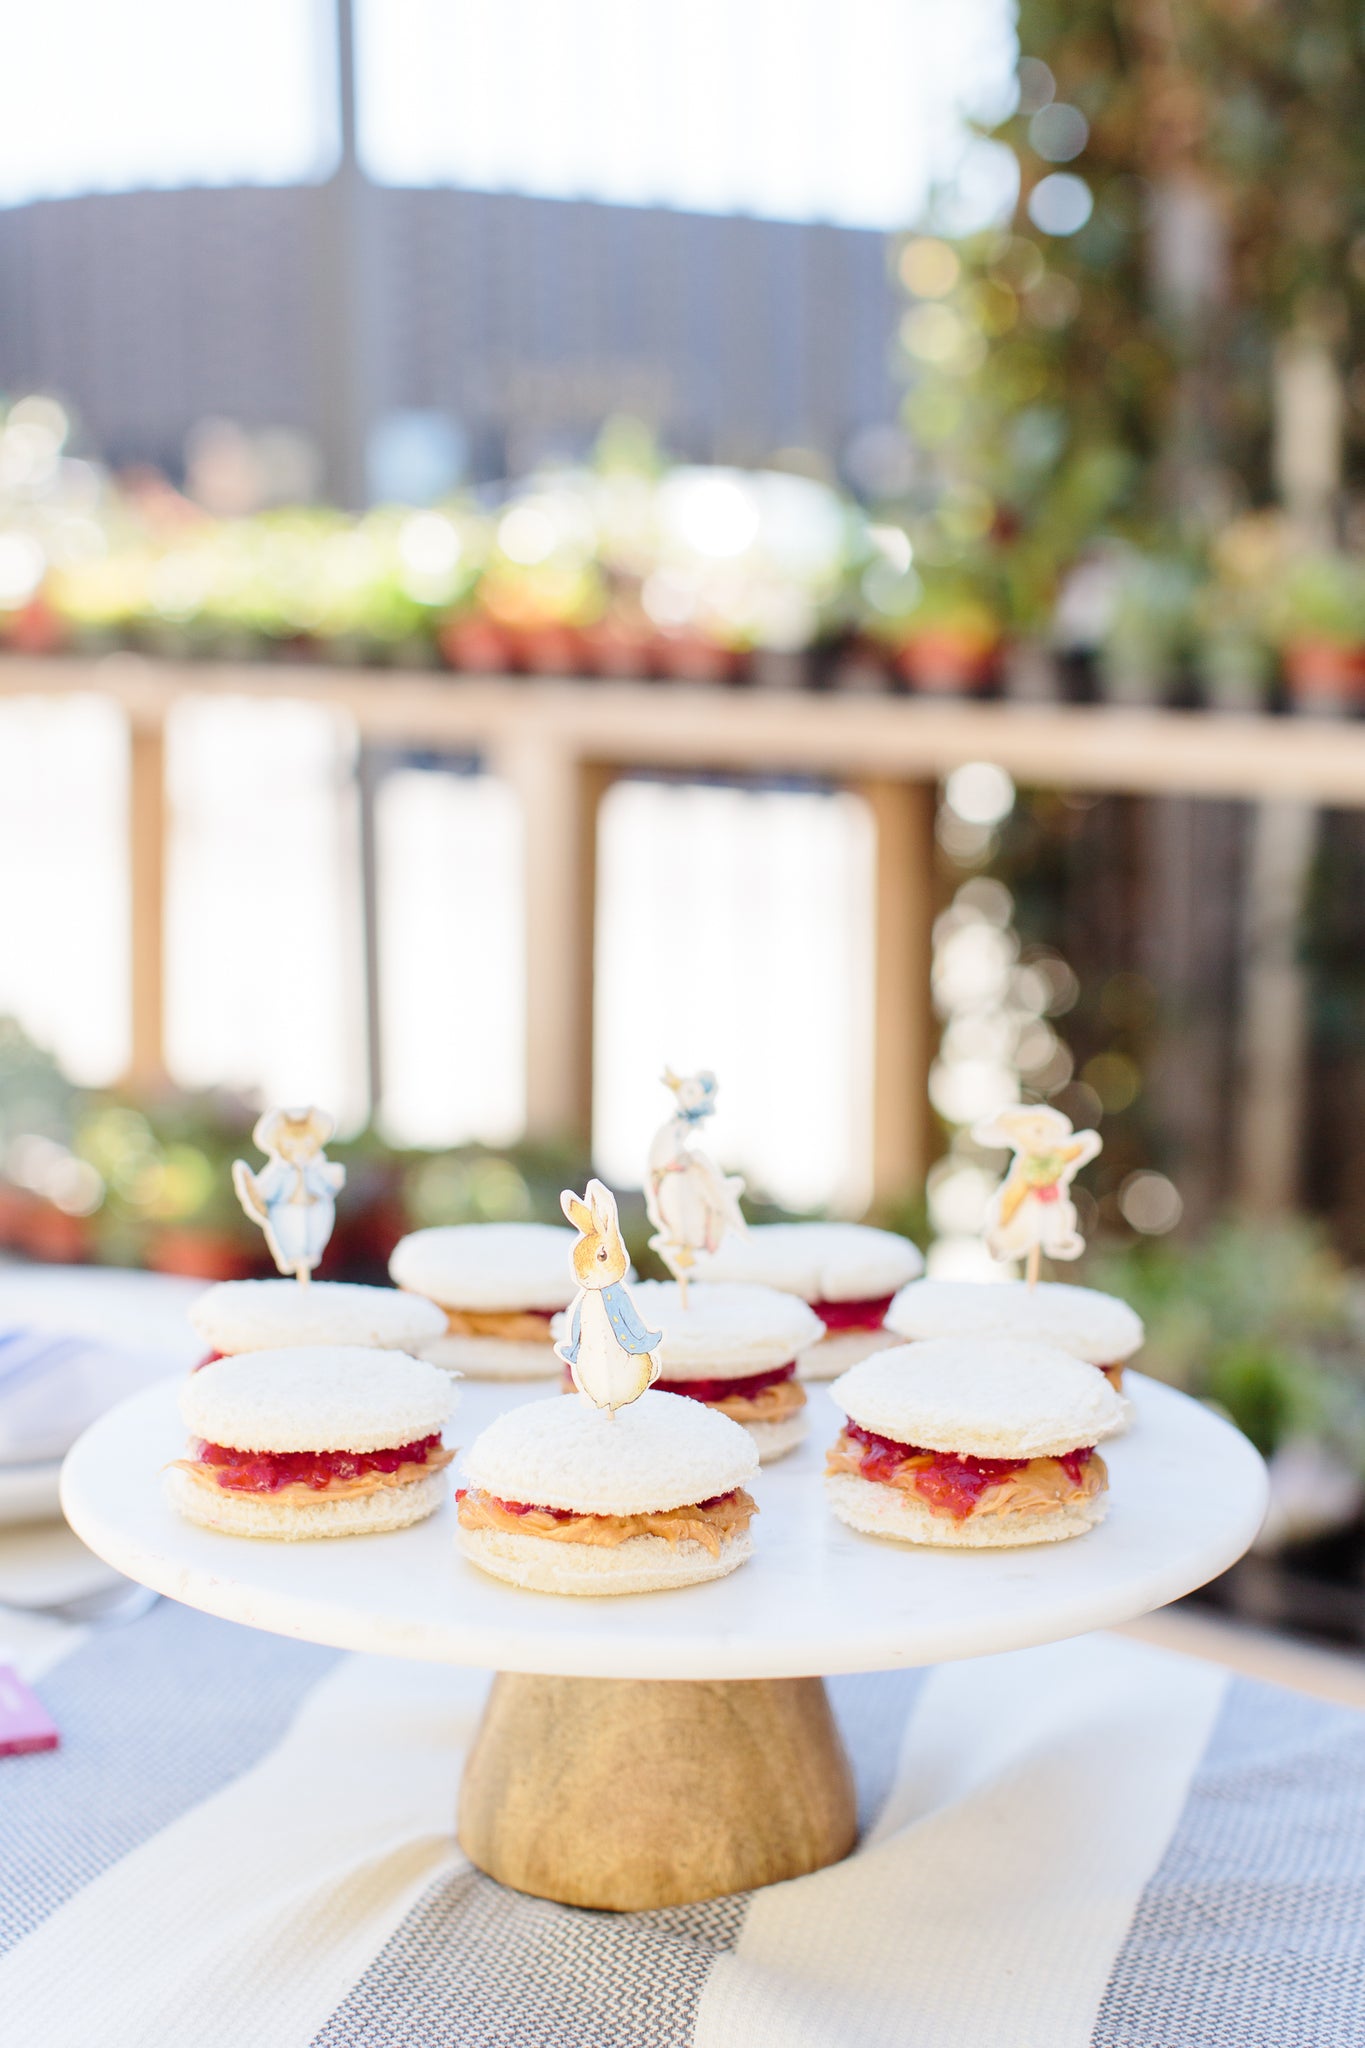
<box><xmin>594</xmin><ymin>780</ymin><xmax>874</xmax><ymax>1213</ymax></box>
<box><xmin>375</xmin><ymin>767</ymin><xmax>526</xmax><ymax>1149</ymax></box>
<box><xmin>358</xmin><ymin>0</ymin><xmax>1015</xmax><ymax>230</ymax></box>
<box><xmin>0</xmin><ymin>0</ymin><xmax>336</xmax><ymax>206</ymax></box>
<box><xmin>0</xmin><ymin>696</ymin><xmax>129</xmax><ymax>1083</ymax></box>
<box><xmin>164</xmin><ymin>698</ymin><xmax>367</xmax><ymax>1128</ymax></box>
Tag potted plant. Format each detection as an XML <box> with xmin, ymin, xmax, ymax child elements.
<box><xmin>1268</xmin><ymin>556</ymin><xmax>1365</xmax><ymax>716</ymax></box>
<box><xmin>887</xmin><ymin>572</ymin><xmax>1004</xmax><ymax>696</ymax></box>
<box><xmin>1097</xmin><ymin>554</ymin><xmax>1196</xmax><ymax>707</ymax></box>
<box><xmin>1192</xmin><ymin>588</ymin><xmax>1275</xmax><ymax>714</ymax></box>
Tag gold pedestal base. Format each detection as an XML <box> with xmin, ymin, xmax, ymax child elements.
<box><xmin>458</xmin><ymin>1671</ymin><xmax>858</xmax><ymax>1911</ymax></box>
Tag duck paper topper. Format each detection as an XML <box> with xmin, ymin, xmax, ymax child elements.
<box><xmin>644</xmin><ymin>1068</ymin><xmax>746</xmax><ymax>1305</ymax></box>
<box><xmin>232</xmin><ymin>1105</ymin><xmax>345</xmax><ymax>1283</ymax></box>
<box><xmin>557</xmin><ymin>1179</ymin><xmax>662</xmax><ymax>1415</ymax></box>
<box><xmin>973</xmin><ymin>1104</ymin><xmax>1101</xmax><ymax>1284</ymax></box>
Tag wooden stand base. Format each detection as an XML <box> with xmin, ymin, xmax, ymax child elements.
<box><xmin>458</xmin><ymin>1672</ymin><xmax>859</xmax><ymax>1910</ymax></box>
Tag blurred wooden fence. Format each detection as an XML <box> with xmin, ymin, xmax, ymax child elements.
<box><xmin>5</xmin><ymin>654</ymin><xmax>1365</xmax><ymax>1212</ymax></box>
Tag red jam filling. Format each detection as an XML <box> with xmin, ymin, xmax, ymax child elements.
<box><xmin>843</xmin><ymin>1420</ymin><xmax>1092</xmax><ymax>1519</ymax></box>
<box><xmin>655</xmin><ymin>1360</ymin><xmax>797</xmax><ymax>1405</ymax></box>
<box><xmin>810</xmin><ymin>1293</ymin><xmax>894</xmax><ymax>1332</ymax></box>
<box><xmin>455</xmin><ymin>1487</ymin><xmax>741</xmax><ymax>1522</ymax></box>
<box><xmin>197</xmin><ymin>1433</ymin><xmax>442</xmax><ymax>1494</ymax></box>
<box><xmin>191</xmin><ymin>1350</ymin><xmax>225</xmax><ymax>1374</ymax></box>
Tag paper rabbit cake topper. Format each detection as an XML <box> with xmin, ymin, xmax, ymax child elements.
<box><xmin>644</xmin><ymin>1068</ymin><xmax>746</xmax><ymax>1306</ymax></box>
<box><xmin>556</xmin><ymin>1179</ymin><xmax>662</xmax><ymax>1415</ymax></box>
<box><xmin>232</xmin><ymin>1105</ymin><xmax>345</xmax><ymax>1284</ymax></box>
<box><xmin>973</xmin><ymin>1104</ymin><xmax>1101</xmax><ymax>1286</ymax></box>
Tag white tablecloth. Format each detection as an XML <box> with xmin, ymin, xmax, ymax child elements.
<box><xmin>1</xmin><ymin>1604</ymin><xmax>1363</xmax><ymax>2047</ymax></box>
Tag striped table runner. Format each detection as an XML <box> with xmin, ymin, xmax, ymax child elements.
<box><xmin>2</xmin><ymin>1601</ymin><xmax>1363</xmax><ymax>2046</ymax></box>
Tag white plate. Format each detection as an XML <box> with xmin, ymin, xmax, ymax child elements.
<box><xmin>0</xmin><ymin>1459</ymin><xmax>63</xmax><ymax>1528</ymax></box>
<box><xmin>61</xmin><ymin>1372</ymin><xmax>1267</xmax><ymax>1682</ymax></box>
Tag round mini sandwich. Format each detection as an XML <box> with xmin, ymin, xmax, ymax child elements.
<box><xmin>695</xmin><ymin>1222</ymin><xmax>923</xmax><ymax>1379</ymax></box>
<box><xmin>166</xmin><ymin>1346</ymin><xmax>456</xmax><ymax>1540</ymax></box>
<box><xmin>389</xmin><ymin>1222</ymin><xmax>578</xmax><ymax>1380</ymax></box>
<box><xmin>884</xmin><ymin>1279</ymin><xmax>1143</xmax><ymax>1394</ymax></box>
<box><xmin>556</xmin><ymin>1279</ymin><xmax>823</xmax><ymax>1463</ymax></box>
<box><xmin>189</xmin><ymin>1278</ymin><xmax>447</xmax><ymax>1370</ymax></box>
<box><xmin>456</xmin><ymin>1389</ymin><xmax>759</xmax><ymax>1595</ymax></box>
<box><xmin>825</xmin><ymin>1338</ymin><xmax>1124</xmax><ymax>1548</ymax></box>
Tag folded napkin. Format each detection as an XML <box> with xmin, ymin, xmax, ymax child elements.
<box><xmin>0</xmin><ymin>1266</ymin><xmax>204</xmax><ymax>1470</ymax></box>
<box><xmin>0</xmin><ymin>1325</ymin><xmax>181</xmax><ymax>1467</ymax></box>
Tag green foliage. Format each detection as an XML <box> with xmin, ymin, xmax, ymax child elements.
<box><xmin>895</xmin><ymin>1</ymin><xmax>1365</xmax><ymax>634</ymax></box>
<box><xmin>1089</xmin><ymin>1218</ymin><xmax>1365</xmax><ymax>1466</ymax></box>
<box><xmin>1268</xmin><ymin>555</ymin><xmax>1365</xmax><ymax>648</ymax></box>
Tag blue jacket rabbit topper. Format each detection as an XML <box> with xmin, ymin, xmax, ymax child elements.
<box><xmin>555</xmin><ymin>1178</ymin><xmax>662</xmax><ymax>1415</ymax></box>
<box><xmin>232</xmin><ymin>1106</ymin><xmax>345</xmax><ymax>1283</ymax></box>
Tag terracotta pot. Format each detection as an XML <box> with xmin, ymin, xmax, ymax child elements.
<box><xmin>578</xmin><ymin>620</ymin><xmax>657</xmax><ymax>679</ymax></box>
<box><xmin>654</xmin><ymin>633</ymin><xmax>746</xmax><ymax>684</ymax></box>
<box><xmin>438</xmin><ymin>615</ymin><xmax>518</xmax><ymax>673</ymax></box>
<box><xmin>895</xmin><ymin>631</ymin><xmax>1001</xmax><ymax>696</ymax></box>
<box><xmin>513</xmin><ymin>623</ymin><xmax>588</xmax><ymax>676</ymax></box>
<box><xmin>1282</xmin><ymin>639</ymin><xmax>1365</xmax><ymax>716</ymax></box>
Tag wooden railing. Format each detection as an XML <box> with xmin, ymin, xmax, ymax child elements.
<box><xmin>5</xmin><ymin>652</ymin><xmax>1365</xmax><ymax>1209</ymax></box>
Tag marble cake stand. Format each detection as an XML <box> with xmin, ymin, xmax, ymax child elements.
<box><xmin>61</xmin><ymin>1372</ymin><xmax>1267</xmax><ymax>1910</ymax></box>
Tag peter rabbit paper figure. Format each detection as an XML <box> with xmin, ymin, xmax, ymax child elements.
<box><xmin>645</xmin><ymin>1068</ymin><xmax>746</xmax><ymax>1305</ymax></box>
<box><xmin>232</xmin><ymin>1105</ymin><xmax>345</xmax><ymax>1284</ymax></box>
<box><xmin>973</xmin><ymin>1104</ymin><xmax>1101</xmax><ymax>1282</ymax></box>
<box><xmin>556</xmin><ymin>1179</ymin><xmax>662</xmax><ymax>1414</ymax></box>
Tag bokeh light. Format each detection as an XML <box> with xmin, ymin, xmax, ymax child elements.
<box><xmin>944</xmin><ymin>760</ymin><xmax>1016</xmax><ymax>826</ymax></box>
<box><xmin>1119</xmin><ymin>1171</ymin><xmax>1184</xmax><ymax>1235</ymax></box>
<box><xmin>1028</xmin><ymin>172</ymin><xmax>1094</xmax><ymax>236</ymax></box>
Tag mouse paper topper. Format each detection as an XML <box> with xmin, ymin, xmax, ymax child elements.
<box><xmin>644</xmin><ymin>1068</ymin><xmax>746</xmax><ymax>1306</ymax></box>
<box><xmin>556</xmin><ymin>1178</ymin><xmax>662</xmax><ymax>1415</ymax></box>
<box><xmin>973</xmin><ymin>1104</ymin><xmax>1101</xmax><ymax>1286</ymax></box>
<box><xmin>232</xmin><ymin>1105</ymin><xmax>345</xmax><ymax>1284</ymax></box>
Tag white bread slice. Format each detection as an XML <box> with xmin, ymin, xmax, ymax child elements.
<box><xmin>744</xmin><ymin>1412</ymin><xmax>808</xmax><ymax>1464</ymax></box>
<box><xmin>462</xmin><ymin>1389</ymin><xmax>758</xmax><ymax>1517</ymax></box>
<box><xmin>420</xmin><ymin>1331</ymin><xmax>559</xmax><ymax>1381</ymax></box>
<box><xmin>164</xmin><ymin>1464</ymin><xmax>447</xmax><ymax>1539</ymax></box>
<box><xmin>829</xmin><ymin>1339</ymin><xmax>1124</xmax><ymax>1461</ymax></box>
<box><xmin>885</xmin><ymin>1278</ymin><xmax>1143</xmax><ymax>1363</ymax></box>
<box><xmin>825</xmin><ymin>1469</ymin><xmax>1107</xmax><ymax>1548</ymax></box>
<box><xmin>618</xmin><ymin>1280</ymin><xmax>824</xmax><ymax>1376</ymax></box>
<box><xmin>694</xmin><ymin>1221</ymin><xmax>922</xmax><ymax>1301</ymax></box>
<box><xmin>181</xmin><ymin>1346</ymin><xmax>455</xmax><ymax>1455</ymax></box>
<box><xmin>190</xmin><ymin>1279</ymin><xmax>445</xmax><ymax>1357</ymax></box>
<box><xmin>457</xmin><ymin>1522</ymin><xmax>752</xmax><ymax>1595</ymax></box>
<box><xmin>389</xmin><ymin>1222</ymin><xmax>577</xmax><ymax>1311</ymax></box>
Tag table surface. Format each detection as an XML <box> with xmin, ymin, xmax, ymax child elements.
<box><xmin>62</xmin><ymin>1370</ymin><xmax>1267</xmax><ymax>1681</ymax></box>
<box><xmin>4</xmin><ymin>1601</ymin><xmax>1363</xmax><ymax>2046</ymax></box>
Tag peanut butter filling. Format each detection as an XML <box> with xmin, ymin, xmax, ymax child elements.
<box><xmin>171</xmin><ymin>1445</ymin><xmax>454</xmax><ymax>1506</ymax></box>
<box><xmin>559</xmin><ymin>1367</ymin><xmax>806</xmax><ymax>1423</ymax></box>
<box><xmin>457</xmin><ymin>1486</ymin><xmax>756</xmax><ymax>1558</ymax></box>
<box><xmin>443</xmin><ymin>1307</ymin><xmax>557</xmax><ymax>1342</ymax></box>
<box><xmin>710</xmin><ymin>1377</ymin><xmax>807</xmax><ymax>1424</ymax></box>
<box><xmin>826</xmin><ymin>1430</ymin><xmax>1105</xmax><ymax>1519</ymax></box>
